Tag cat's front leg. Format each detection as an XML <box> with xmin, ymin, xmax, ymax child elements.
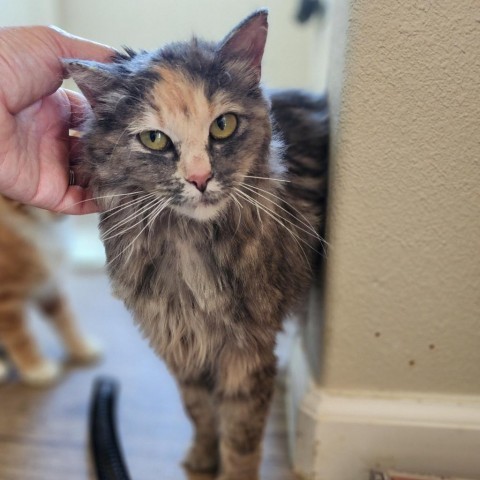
<box><xmin>176</xmin><ymin>375</ymin><xmax>219</xmax><ymax>475</ymax></box>
<box><xmin>215</xmin><ymin>347</ymin><xmax>277</xmax><ymax>480</ymax></box>
<box><xmin>0</xmin><ymin>357</ymin><xmax>9</xmax><ymax>383</ymax></box>
<box><xmin>0</xmin><ymin>303</ymin><xmax>61</xmax><ymax>386</ymax></box>
<box><xmin>37</xmin><ymin>293</ymin><xmax>101</xmax><ymax>364</ymax></box>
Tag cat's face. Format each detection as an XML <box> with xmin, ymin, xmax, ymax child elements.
<box><xmin>67</xmin><ymin>10</ymin><xmax>272</xmax><ymax>221</ymax></box>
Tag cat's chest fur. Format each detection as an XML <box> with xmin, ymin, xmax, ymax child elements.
<box><xmin>105</xmin><ymin>215</ymin><xmax>284</xmax><ymax>373</ymax></box>
<box><xmin>175</xmin><ymin>239</ymin><xmax>230</xmax><ymax>311</ymax></box>
<box><xmin>108</xmin><ymin>232</ymin><xmax>228</xmax><ymax>365</ymax></box>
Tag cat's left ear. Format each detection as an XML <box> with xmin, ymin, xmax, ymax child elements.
<box><xmin>218</xmin><ymin>9</ymin><xmax>268</xmax><ymax>81</ymax></box>
<box><xmin>63</xmin><ymin>59</ymin><xmax>117</xmax><ymax>106</ymax></box>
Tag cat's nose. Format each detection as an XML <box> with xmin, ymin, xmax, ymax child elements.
<box><xmin>186</xmin><ymin>171</ymin><xmax>213</xmax><ymax>193</ymax></box>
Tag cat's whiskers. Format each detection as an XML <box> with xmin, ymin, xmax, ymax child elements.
<box><xmin>255</xmin><ymin>200</ymin><xmax>263</xmax><ymax>227</ymax></box>
<box><xmin>146</xmin><ymin>195</ymin><xmax>173</xmax><ymax>252</ymax></box>
<box><xmin>243</xmin><ymin>175</ymin><xmax>291</xmax><ymax>183</ymax></box>
<box><xmin>60</xmin><ymin>191</ymin><xmax>145</xmax><ymax>214</ymax></box>
<box><xmin>147</xmin><ymin>198</ymin><xmax>172</xmax><ymax>235</ymax></box>
<box><xmin>100</xmin><ymin>197</ymin><xmax>155</xmax><ymax>225</ymax></box>
<box><xmin>124</xmin><ymin>199</ymin><xmax>167</xmax><ymax>264</ymax></box>
<box><xmin>234</xmin><ymin>191</ymin><xmax>310</xmax><ymax>269</ymax></box>
<box><xmin>101</xmin><ymin>195</ymin><xmax>162</xmax><ymax>242</ymax></box>
<box><xmin>241</xmin><ymin>182</ymin><xmax>317</xmax><ymax>235</ymax></box>
<box><xmin>100</xmin><ymin>192</ymin><xmax>157</xmax><ymax>222</ymax></box>
<box><xmin>229</xmin><ymin>193</ymin><xmax>243</xmax><ymax>238</ymax></box>
<box><xmin>115</xmin><ymin>200</ymin><xmax>170</xmax><ymax>262</ymax></box>
<box><xmin>236</xmin><ymin>182</ymin><xmax>323</xmax><ymax>242</ymax></box>
<box><xmin>234</xmin><ymin>191</ymin><xmax>305</xmax><ymax>248</ymax></box>
<box><xmin>107</xmin><ymin>198</ymin><xmax>171</xmax><ymax>268</ymax></box>
<box><xmin>234</xmin><ymin>188</ymin><xmax>314</xmax><ymax>267</ymax></box>
<box><xmin>236</xmin><ymin>183</ymin><xmax>322</xmax><ymax>248</ymax></box>
<box><xmin>100</xmin><ymin>193</ymin><xmax>155</xmax><ymax>230</ymax></box>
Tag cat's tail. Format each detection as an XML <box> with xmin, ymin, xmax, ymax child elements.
<box><xmin>269</xmin><ymin>89</ymin><xmax>329</xmax><ymax>237</ymax></box>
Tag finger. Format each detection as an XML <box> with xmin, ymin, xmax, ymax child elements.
<box><xmin>48</xmin><ymin>26</ymin><xmax>115</xmax><ymax>64</ymax></box>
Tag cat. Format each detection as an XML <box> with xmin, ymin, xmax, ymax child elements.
<box><xmin>0</xmin><ymin>197</ymin><xmax>100</xmax><ymax>386</ymax></box>
<box><xmin>65</xmin><ymin>9</ymin><xmax>328</xmax><ymax>479</ymax></box>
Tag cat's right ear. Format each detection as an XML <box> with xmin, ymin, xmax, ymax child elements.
<box><xmin>63</xmin><ymin>59</ymin><xmax>116</xmax><ymax>107</ymax></box>
<box><xmin>218</xmin><ymin>9</ymin><xmax>268</xmax><ymax>82</ymax></box>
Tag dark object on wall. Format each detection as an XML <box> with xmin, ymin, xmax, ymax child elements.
<box><xmin>90</xmin><ymin>377</ymin><xmax>132</xmax><ymax>480</ymax></box>
<box><xmin>296</xmin><ymin>0</ymin><xmax>324</xmax><ymax>23</ymax></box>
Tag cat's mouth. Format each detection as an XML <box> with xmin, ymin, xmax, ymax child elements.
<box><xmin>199</xmin><ymin>194</ymin><xmax>222</xmax><ymax>206</ymax></box>
<box><xmin>174</xmin><ymin>191</ymin><xmax>228</xmax><ymax>221</ymax></box>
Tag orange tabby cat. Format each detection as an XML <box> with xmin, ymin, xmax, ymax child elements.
<box><xmin>0</xmin><ymin>196</ymin><xmax>100</xmax><ymax>386</ymax></box>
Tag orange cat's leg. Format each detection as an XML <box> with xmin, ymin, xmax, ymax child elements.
<box><xmin>0</xmin><ymin>357</ymin><xmax>9</xmax><ymax>382</ymax></box>
<box><xmin>37</xmin><ymin>294</ymin><xmax>101</xmax><ymax>364</ymax></box>
<box><xmin>0</xmin><ymin>301</ymin><xmax>61</xmax><ymax>386</ymax></box>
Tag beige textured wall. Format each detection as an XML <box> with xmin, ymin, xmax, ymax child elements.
<box><xmin>321</xmin><ymin>0</ymin><xmax>480</xmax><ymax>395</ymax></box>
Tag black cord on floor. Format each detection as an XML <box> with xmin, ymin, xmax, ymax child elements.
<box><xmin>89</xmin><ymin>377</ymin><xmax>132</xmax><ymax>480</ymax></box>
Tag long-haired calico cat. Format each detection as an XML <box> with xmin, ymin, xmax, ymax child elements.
<box><xmin>0</xmin><ymin>197</ymin><xmax>100</xmax><ymax>386</ymax></box>
<box><xmin>66</xmin><ymin>10</ymin><xmax>328</xmax><ymax>479</ymax></box>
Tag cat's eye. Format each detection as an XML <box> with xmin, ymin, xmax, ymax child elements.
<box><xmin>138</xmin><ymin>130</ymin><xmax>171</xmax><ymax>151</ymax></box>
<box><xmin>209</xmin><ymin>113</ymin><xmax>238</xmax><ymax>140</ymax></box>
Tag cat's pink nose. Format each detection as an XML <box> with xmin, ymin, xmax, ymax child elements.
<box><xmin>187</xmin><ymin>171</ymin><xmax>213</xmax><ymax>193</ymax></box>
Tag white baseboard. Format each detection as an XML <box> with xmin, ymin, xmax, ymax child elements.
<box><xmin>286</xmin><ymin>335</ymin><xmax>480</xmax><ymax>480</ymax></box>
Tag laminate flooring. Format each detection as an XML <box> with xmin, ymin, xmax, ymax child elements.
<box><xmin>0</xmin><ymin>271</ymin><xmax>297</xmax><ymax>480</ymax></box>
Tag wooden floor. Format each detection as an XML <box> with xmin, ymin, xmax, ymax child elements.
<box><xmin>0</xmin><ymin>271</ymin><xmax>298</xmax><ymax>480</ymax></box>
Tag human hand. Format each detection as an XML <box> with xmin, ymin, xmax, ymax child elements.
<box><xmin>0</xmin><ymin>26</ymin><xmax>114</xmax><ymax>214</ymax></box>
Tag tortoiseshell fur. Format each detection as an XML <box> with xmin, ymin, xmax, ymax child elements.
<box><xmin>67</xmin><ymin>11</ymin><xmax>328</xmax><ymax>479</ymax></box>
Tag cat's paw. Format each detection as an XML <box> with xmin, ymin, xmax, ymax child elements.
<box><xmin>20</xmin><ymin>360</ymin><xmax>62</xmax><ymax>387</ymax></box>
<box><xmin>0</xmin><ymin>359</ymin><xmax>10</xmax><ymax>383</ymax></box>
<box><xmin>68</xmin><ymin>337</ymin><xmax>102</xmax><ymax>365</ymax></box>
<box><xmin>183</xmin><ymin>442</ymin><xmax>219</xmax><ymax>474</ymax></box>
